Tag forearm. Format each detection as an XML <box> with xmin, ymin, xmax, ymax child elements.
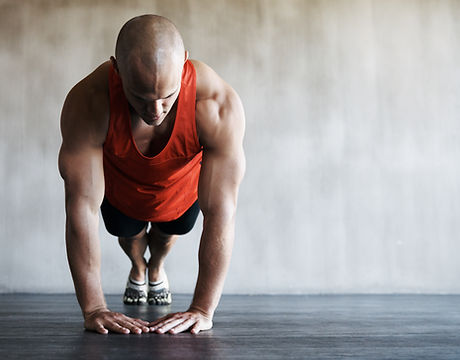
<box><xmin>189</xmin><ymin>213</ymin><xmax>235</xmax><ymax>318</ymax></box>
<box><xmin>65</xmin><ymin>201</ymin><xmax>106</xmax><ymax>317</ymax></box>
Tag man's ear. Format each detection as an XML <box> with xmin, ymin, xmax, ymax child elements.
<box><xmin>110</xmin><ymin>56</ymin><xmax>119</xmax><ymax>74</ymax></box>
<box><xmin>184</xmin><ymin>50</ymin><xmax>189</xmax><ymax>63</ymax></box>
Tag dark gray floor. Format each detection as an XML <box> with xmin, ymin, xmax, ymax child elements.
<box><xmin>0</xmin><ymin>294</ymin><xmax>459</xmax><ymax>359</ymax></box>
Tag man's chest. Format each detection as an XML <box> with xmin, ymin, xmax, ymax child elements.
<box><xmin>130</xmin><ymin>108</ymin><xmax>177</xmax><ymax>158</ymax></box>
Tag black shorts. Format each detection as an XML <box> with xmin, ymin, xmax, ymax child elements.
<box><xmin>100</xmin><ymin>197</ymin><xmax>201</xmax><ymax>237</ymax></box>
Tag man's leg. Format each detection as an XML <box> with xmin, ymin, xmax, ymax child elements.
<box><xmin>146</xmin><ymin>200</ymin><xmax>201</xmax><ymax>305</ymax></box>
<box><xmin>147</xmin><ymin>224</ymin><xmax>178</xmax><ymax>282</ymax></box>
<box><xmin>100</xmin><ymin>197</ymin><xmax>149</xmax><ymax>304</ymax></box>
<box><xmin>118</xmin><ymin>227</ymin><xmax>150</xmax><ymax>304</ymax></box>
<box><xmin>146</xmin><ymin>224</ymin><xmax>178</xmax><ymax>305</ymax></box>
<box><xmin>118</xmin><ymin>226</ymin><xmax>149</xmax><ymax>283</ymax></box>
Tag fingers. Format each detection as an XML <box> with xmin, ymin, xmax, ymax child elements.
<box><xmin>95</xmin><ymin>323</ymin><xmax>109</xmax><ymax>334</ymax></box>
<box><xmin>168</xmin><ymin>318</ymin><xmax>196</xmax><ymax>334</ymax></box>
<box><xmin>115</xmin><ymin>315</ymin><xmax>150</xmax><ymax>334</ymax></box>
<box><xmin>120</xmin><ymin>315</ymin><xmax>150</xmax><ymax>333</ymax></box>
<box><xmin>126</xmin><ymin>316</ymin><xmax>150</xmax><ymax>327</ymax></box>
<box><xmin>154</xmin><ymin>317</ymin><xmax>191</xmax><ymax>334</ymax></box>
<box><xmin>106</xmin><ymin>321</ymin><xmax>130</xmax><ymax>334</ymax></box>
<box><xmin>147</xmin><ymin>313</ymin><xmax>176</xmax><ymax>328</ymax></box>
<box><xmin>87</xmin><ymin>310</ymin><xmax>212</xmax><ymax>336</ymax></box>
<box><xmin>190</xmin><ymin>317</ymin><xmax>213</xmax><ymax>334</ymax></box>
<box><xmin>135</xmin><ymin>321</ymin><xmax>151</xmax><ymax>333</ymax></box>
<box><xmin>116</xmin><ymin>313</ymin><xmax>150</xmax><ymax>333</ymax></box>
<box><xmin>161</xmin><ymin>317</ymin><xmax>211</xmax><ymax>335</ymax></box>
<box><xmin>121</xmin><ymin>321</ymin><xmax>143</xmax><ymax>334</ymax></box>
<box><xmin>136</xmin><ymin>319</ymin><xmax>150</xmax><ymax>326</ymax></box>
<box><xmin>191</xmin><ymin>321</ymin><xmax>201</xmax><ymax>334</ymax></box>
<box><xmin>86</xmin><ymin>311</ymin><xmax>150</xmax><ymax>335</ymax></box>
<box><xmin>148</xmin><ymin>313</ymin><xmax>182</xmax><ymax>332</ymax></box>
<box><xmin>150</xmin><ymin>312</ymin><xmax>212</xmax><ymax>335</ymax></box>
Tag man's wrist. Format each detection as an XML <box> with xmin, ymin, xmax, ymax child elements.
<box><xmin>83</xmin><ymin>305</ymin><xmax>109</xmax><ymax>320</ymax></box>
<box><xmin>187</xmin><ymin>304</ymin><xmax>214</xmax><ymax>319</ymax></box>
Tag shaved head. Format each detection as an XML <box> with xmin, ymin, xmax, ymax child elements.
<box><xmin>112</xmin><ymin>15</ymin><xmax>187</xmax><ymax>126</ymax></box>
<box><xmin>115</xmin><ymin>14</ymin><xmax>185</xmax><ymax>77</ymax></box>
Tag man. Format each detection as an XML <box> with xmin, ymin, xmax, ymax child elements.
<box><xmin>58</xmin><ymin>14</ymin><xmax>245</xmax><ymax>335</ymax></box>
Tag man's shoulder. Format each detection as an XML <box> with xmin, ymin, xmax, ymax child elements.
<box><xmin>189</xmin><ymin>59</ymin><xmax>244</xmax><ymax>150</ymax></box>
<box><xmin>60</xmin><ymin>61</ymin><xmax>111</xmax><ymax>148</ymax></box>
<box><xmin>190</xmin><ymin>59</ymin><xmax>228</xmax><ymax>103</ymax></box>
<box><xmin>67</xmin><ymin>61</ymin><xmax>111</xmax><ymax>112</ymax></box>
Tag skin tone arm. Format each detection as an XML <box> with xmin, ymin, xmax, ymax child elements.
<box><xmin>148</xmin><ymin>60</ymin><xmax>246</xmax><ymax>334</ymax></box>
<box><xmin>58</xmin><ymin>68</ymin><xmax>150</xmax><ymax>335</ymax></box>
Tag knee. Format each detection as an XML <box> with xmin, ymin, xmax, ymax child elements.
<box><xmin>117</xmin><ymin>226</ymin><xmax>147</xmax><ymax>241</ymax></box>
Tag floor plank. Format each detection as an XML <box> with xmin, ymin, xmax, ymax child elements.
<box><xmin>0</xmin><ymin>294</ymin><xmax>459</xmax><ymax>359</ymax></box>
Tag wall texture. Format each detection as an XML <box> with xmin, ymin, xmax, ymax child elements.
<box><xmin>1</xmin><ymin>0</ymin><xmax>459</xmax><ymax>294</ymax></box>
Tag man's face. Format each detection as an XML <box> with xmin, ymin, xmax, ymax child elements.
<box><xmin>120</xmin><ymin>58</ymin><xmax>182</xmax><ymax>126</ymax></box>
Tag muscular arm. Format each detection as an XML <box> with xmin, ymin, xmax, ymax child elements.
<box><xmin>148</xmin><ymin>60</ymin><xmax>245</xmax><ymax>335</ymax></box>
<box><xmin>59</xmin><ymin>79</ymin><xmax>107</xmax><ymax>317</ymax></box>
<box><xmin>189</xmin><ymin>61</ymin><xmax>246</xmax><ymax>318</ymax></box>
<box><xmin>58</xmin><ymin>66</ymin><xmax>149</xmax><ymax>334</ymax></box>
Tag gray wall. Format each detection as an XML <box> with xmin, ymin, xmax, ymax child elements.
<box><xmin>1</xmin><ymin>0</ymin><xmax>459</xmax><ymax>294</ymax></box>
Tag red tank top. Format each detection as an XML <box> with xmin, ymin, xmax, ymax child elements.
<box><xmin>103</xmin><ymin>60</ymin><xmax>203</xmax><ymax>222</ymax></box>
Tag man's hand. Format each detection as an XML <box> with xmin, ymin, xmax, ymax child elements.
<box><xmin>84</xmin><ymin>308</ymin><xmax>151</xmax><ymax>334</ymax></box>
<box><xmin>148</xmin><ymin>308</ymin><xmax>213</xmax><ymax>335</ymax></box>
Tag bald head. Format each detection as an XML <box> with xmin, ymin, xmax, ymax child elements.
<box><xmin>115</xmin><ymin>14</ymin><xmax>185</xmax><ymax>78</ymax></box>
<box><xmin>112</xmin><ymin>15</ymin><xmax>187</xmax><ymax>126</ymax></box>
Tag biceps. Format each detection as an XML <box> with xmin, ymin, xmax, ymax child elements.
<box><xmin>198</xmin><ymin>149</ymin><xmax>245</xmax><ymax>217</ymax></box>
<box><xmin>58</xmin><ymin>144</ymin><xmax>105</xmax><ymax>212</ymax></box>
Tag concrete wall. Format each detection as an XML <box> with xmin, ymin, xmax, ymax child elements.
<box><xmin>1</xmin><ymin>0</ymin><xmax>459</xmax><ymax>294</ymax></box>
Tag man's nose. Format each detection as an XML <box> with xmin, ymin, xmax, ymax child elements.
<box><xmin>147</xmin><ymin>101</ymin><xmax>162</xmax><ymax>116</ymax></box>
